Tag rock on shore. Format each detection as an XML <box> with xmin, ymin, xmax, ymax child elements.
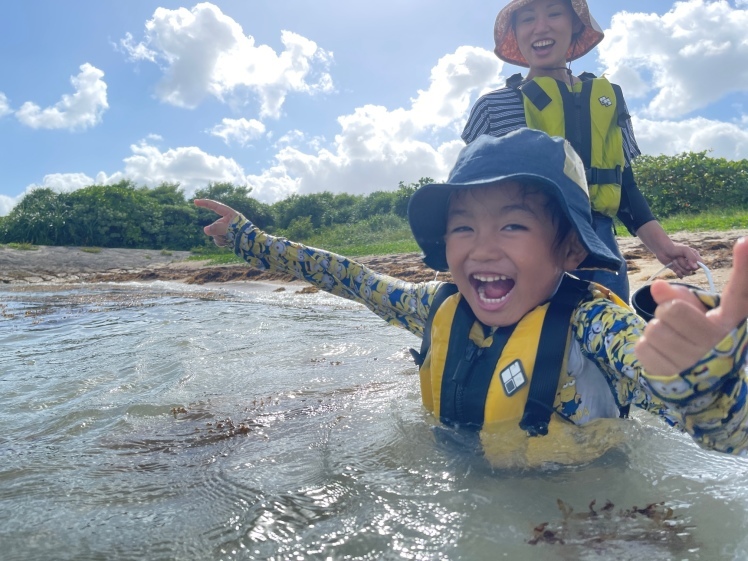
<box><xmin>2</xmin><ymin>229</ymin><xmax>746</xmax><ymax>294</ymax></box>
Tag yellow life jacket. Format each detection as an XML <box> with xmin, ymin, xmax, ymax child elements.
<box><xmin>516</xmin><ymin>74</ymin><xmax>627</xmax><ymax>217</ymax></box>
<box><xmin>413</xmin><ymin>275</ymin><xmax>630</xmax><ymax>469</ymax></box>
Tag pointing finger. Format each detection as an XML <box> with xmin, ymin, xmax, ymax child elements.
<box><xmin>194</xmin><ymin>199</ymin><xmax>237</xmax><ymax>218</ymax></box>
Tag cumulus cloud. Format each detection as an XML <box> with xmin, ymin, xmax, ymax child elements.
<box><xmin>2</xmin><ymin>173</ymin><xmax>98</xmax><ymax>216</ymax></box>
<box><xmin>209</xmin><ymin>117</ymin><xmax>266</xmax><ymax>146</ymax></box>
<box><xmin>32</xmin><ymin>46</ymin><xmax>499</xmax><ymax>204</ymax></box>
<box><xmin>0</xmin><ymin>194</ymin><xmax>18</xmax><ymax>216</ymax></box>
<box><xmin>0</xmin><ymin>93</ymin><xmax>11</xmax><ymax>118</ymax></box>
<box><xmin>15</xmin><ymin>64</ymin><xmax>109</xmax><ymax>130</ymax></box>
<box><xmin>97</xmin><ymin>139</ymin><xmax>249</xmax><ymax>198</ymax></box>
<box><xmin>120</xmin><ymin>2</ymin><xmax>333</xmax><ymax>117</ymax></box>
<box><xmin>632</xmin><ymin>116</ymin><xmax>748</xmax><ymax>159</ymax></box>
<box><xmin>599</xmin><ymin>0</ymin><xmax>748</xmax><ymax>118</ymax></box>
<box><xmin>243</xmin><ymin>46</ymin><xmax>501</xmax><ymax>202</ymax></box>
<box><xmin>14</xmin><ymin>139</ymin><xmax>250</xmax><ymax>207</ymax></box>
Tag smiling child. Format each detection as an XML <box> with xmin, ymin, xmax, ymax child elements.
<box><xmin>196</xmin><ymin>128</ymin><xmax>748</xmax><ymax>469</ymax></box>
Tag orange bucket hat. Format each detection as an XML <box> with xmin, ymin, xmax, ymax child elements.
<box><xmin>493</xmin><ymin>0</ymin><xmax>604</xmax><ymax>67</ymax></box>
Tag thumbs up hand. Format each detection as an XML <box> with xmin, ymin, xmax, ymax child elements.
<box><xmin>635</xmin><ymin>237</ymin><xmax>748</xmax><ymax>377</ymax></box>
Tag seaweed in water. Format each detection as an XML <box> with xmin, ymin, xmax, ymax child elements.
<box><xmin>528</xmin><ymin>498</ymin><xmax>698</xmax><ymax>555</ymax></box>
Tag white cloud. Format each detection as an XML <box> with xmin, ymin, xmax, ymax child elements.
<box><xmin>3</xmin><ymin>173</ymin><xmax>98</xmax><ymax>216</ymax></box>
<box><xmin>14</xmin><ymin>63</ymin><xmax>108</xmax><ymax>130</ymax></box>
<box><xmin>11</xmin><ymin>140</ymin><xmax>249</xmax><ymax>212</ymax></box>
<box><xmin>599</xmin><ymin>0</ymin><xmax>748</xmax><ymax>118</ymax></box>
<box><xmin>31</xmin><ymin>172</ymin><xmax>97</xmax><ymax>193</ymax></box>
<box><xmin>97</xmin><ymin>139</ymin><xmax>249</xmax><ymax>198</ymax></box>
<box><xmin>120</xmin><ymin>3</ymin><xmax>333</xmax><ymax>117</ymax></box>
<box><xmin>0</xmin><ymin>194</ymin><xmax>18</xmax><ymax>216</ymax></box>
<box><xmin>209</xmin><ymin>117</ymin><xmax>265</xmax><ymax>146</ymax></box>
<box><xmin>244</xmin><ymin>46</ymin><xmax>499</xmax><ymax>202</ymax></box>
<box><xmin>0</xmin><ymin>93</ymin><xmax>11</xmax><ymax>118</ymax></box>
<box><xmin>632</xmin><ymin>115</ymin><xmax>748</xmax><ymax>159</ymax></box>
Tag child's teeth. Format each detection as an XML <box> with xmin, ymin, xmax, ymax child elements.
<box><xmin>477</xmin><ymin>285</ymin><xmax>508</xmax><ymax>304</ymax></box>
<box><xmin>473</xmin><ymin>274</ymin><xmax>508</xmax><ymax>282</ymax></box>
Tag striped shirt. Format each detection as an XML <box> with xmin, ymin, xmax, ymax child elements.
<box><xmin>461</xmin><ymin>78</ymin><xmax>642</xmax><ymax>165</ymax></box>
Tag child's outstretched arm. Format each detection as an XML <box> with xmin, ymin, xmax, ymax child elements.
<box><xmin>194</xmin><ymin>199</ymin><xmax>440</xmax><ymax>337</ymax></box>
<box><xmin>631</xmin><ymin>237</ymin><xmax>748</xmax><ymax>454</ymax></box>
<box><xmin>635</xmin><ymin>237</ymin><xmax>748</xmax><ymax>376</ymax></box>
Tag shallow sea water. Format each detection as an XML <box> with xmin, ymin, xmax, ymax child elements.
<box><xmin>2</xmin><ymin>280</ymin><xmax>748</xmax><ymax>561</ymax></box>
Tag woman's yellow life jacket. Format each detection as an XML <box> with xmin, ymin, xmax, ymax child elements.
<box><xmin>515</xmin><ymin>74</ymin><xmax>627</xmax><ymax>218</ymax></box>
<box><xmin>412</xmin><ymin>275</ymin><xmax>630</xmax><ymax>468</ymax></box>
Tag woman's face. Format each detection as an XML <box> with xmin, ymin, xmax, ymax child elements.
<box><xmin>513</xmin><ymin>0</ymin><xmax>580</xmax><ymax>72</ymax></box>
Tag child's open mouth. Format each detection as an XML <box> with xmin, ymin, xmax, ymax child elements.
<box><xmin>471</xmin><ymin>274</ymin><xmax>515</xmax><ymax>304</ymax></box>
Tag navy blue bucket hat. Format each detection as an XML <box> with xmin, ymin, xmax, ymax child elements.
<box><xmin>407</xmin><ymin>128</ymin><xmax>623</xmax><ymax>273</ymax></box>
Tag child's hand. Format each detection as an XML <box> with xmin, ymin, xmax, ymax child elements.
<box><xmin>194</xmin><ymin>199</ymin><xmax>240</xmax><ymax>245</ymax></box>
<box><xmin>635</xmin><ymin>237</ymin><xmax>748</xmax><ymax>377</ymax></box>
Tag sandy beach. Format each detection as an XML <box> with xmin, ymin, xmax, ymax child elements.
<box><xmin>2</xmin><ymin>229</ymin><xmax>746</xmax><ymax>294</ymax></box>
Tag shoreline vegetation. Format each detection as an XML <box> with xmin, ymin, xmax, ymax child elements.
<box><xmin>2</xmin><ymin>227</ymin><xmax>747</xmax><ymax>295</ymax></box>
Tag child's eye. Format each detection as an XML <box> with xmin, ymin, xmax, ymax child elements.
<box><xmin>447</xmin><ymin>225</ymin><xmax>473</xmax><ymax>234</ymax></box>
<box><xmin>503</xmin><ymin>223</ymin><xmax>527</xmax><ymax>232</ymax></box>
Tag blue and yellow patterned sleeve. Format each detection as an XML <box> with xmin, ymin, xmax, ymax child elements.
<box><xmin>225</xmin><ymin>215</ymin><xmax>441</xmax><ymax>337</ymax></box>
<box><xmin>574</xmin><ymin>287</ymin><xmax>748</xmax><ymax>456</ymax></box>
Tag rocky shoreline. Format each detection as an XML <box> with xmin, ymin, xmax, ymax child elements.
<box><xmin>2</xmin><ymin>229</ymin><xmax>746</xmax><ymax>294</ymax></box>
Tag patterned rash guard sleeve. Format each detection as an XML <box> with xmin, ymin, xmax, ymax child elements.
<box><xmin>573</xmin><ymin>290</ymin><xmax>748</xmax><ymax>456</ymax></box>
<box><xmin>225</xmin><ymin>215</ymin><xmax>441</xmax><ymax>337</ymax></box>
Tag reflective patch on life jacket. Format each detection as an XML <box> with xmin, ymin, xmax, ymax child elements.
<box><xmin>500</xmin><ymin>360</ymin><xmax>527</xmax><ymax>397</ymax></box>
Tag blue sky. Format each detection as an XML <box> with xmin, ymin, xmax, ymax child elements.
<box><xmin>2</xmin><ymin>0</ymin><xmax>747</xmax><ymax>215</ymax></box>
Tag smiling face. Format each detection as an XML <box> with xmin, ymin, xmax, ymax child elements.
<box><xmin>444</xmin><ymin>181</ymin><xmax>585</xmax><ymax>327</ymax></box>
<box><xmin>513</xmin><ymin>0</ymin><xmax>582</xmax><ymax>75</ymax></box>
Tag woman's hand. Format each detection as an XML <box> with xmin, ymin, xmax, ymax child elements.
<box><xmin>635</xmin><ymin>221</ymin><xmax>701</xmax><ymax>278</ymax></box>
<box><xmin>194</xmin><ymin>199</ymin><xmax>240</xmax><ymax>247</ymax></box>
<box><xmin>635</xmin><ymin>237</ymin><xmax>748</xmax><ymax>376</ymax></box>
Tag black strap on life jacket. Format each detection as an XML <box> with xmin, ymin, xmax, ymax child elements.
<box><xmin>518</xmin><ymin>79</ymin><xmax>551</xmax><ymax>111</ymax></box>
<box><xmin>423</xmin><ymin>275</ymin><xmax>588</xmax><ymax>434</ymax></box>
<box><xmin>519</xmin><ymin>275</ymin><xmax>588</xmax><ymax>436</ymax></box>
<box><xmin>409</xmin><ymin>282</ymin><xmax>459</xmax><ymax>367</ymax></box>
<box><xmin>439</xmin><ymin>298</ymin><xmax>517</xmax><ymax>428</ymax></box>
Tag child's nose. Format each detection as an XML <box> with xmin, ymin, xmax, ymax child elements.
<box><xmin>470</xmin><ymin>231</ymin><xmax>505</xmax><ymax>260</ymax></box>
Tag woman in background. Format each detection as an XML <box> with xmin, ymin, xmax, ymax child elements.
<box><xmin>461</xmin><ymin>0</ymin><xmax>700</xmax><ymax>302</ymax></box>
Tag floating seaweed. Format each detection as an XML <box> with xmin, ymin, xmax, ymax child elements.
<box><xmin>528</xmin><ymin>498</ymin><xmax>698</xmax><ymax>556</ymax></box>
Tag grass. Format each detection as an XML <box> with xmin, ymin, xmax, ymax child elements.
<box><xmin>660</xmin><ymin>209</ymin><xmax>748</xmax><ymax>233</ymax></box>
<box><xmin>187</xmin><ymin>207</ymin><xmax>748</xmax><ymax>263</ymax></box>
<box><xmin>3</xmin><ymin>242</ymin><xmax>38</xmax><ymax>251</ymax></box>
<box><xmin>616</xmin><ymin>208</ymin><xmax>748</xmax><ymax>238</ymax></box>
<box><xmin>80</xmin><ymin>247</ymin><xmax>102</xmax><ymax>254</ymax></box>
<box><xmin>304</xmin><ymin>215</ymin><xmax>418</xmax><ymax>256</ymax></box>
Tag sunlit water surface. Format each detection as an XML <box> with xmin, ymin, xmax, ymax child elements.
<box><xmin>2</xmin><ymin>281</ymin><xmax>748</xmax><ymax>561</ymax></box>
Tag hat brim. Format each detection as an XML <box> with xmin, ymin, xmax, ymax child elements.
<box><xmin>408</xmin><ymin>173</ymin><xmax>622</xmax><ymax>273</ymax></box>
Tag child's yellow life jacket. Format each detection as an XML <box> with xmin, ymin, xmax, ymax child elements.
<box><xmin>514</xmin><ymin>74</ymin><xmax>627</xmax><ymax>218</ymax></box>
<box><xmin>412</xmin><ymin>275</ymin><xmax>630</xmax><ymax>468</ymax></box>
